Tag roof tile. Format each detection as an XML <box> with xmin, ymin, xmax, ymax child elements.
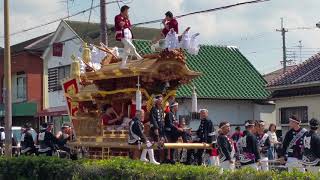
<box><xmin>133</xmin><ymin>40</ymin><xmax>269</xmax><ymax>99</ymax></box>
<box><xmin>268</xmin><ymin>53</ymin><xmax>320</xmax><ymax>87</ymax></box>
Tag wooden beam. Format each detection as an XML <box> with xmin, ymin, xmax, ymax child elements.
<box><xmin>68</xmin><ymin>141</ymin><xmax>212</xmax><ymax>149</ymax></box>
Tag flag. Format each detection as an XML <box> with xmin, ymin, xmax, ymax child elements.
<box><xmin>62</xmin><ymin>78</ymin><xmax>79</xmax><ymax>116</ymax></box>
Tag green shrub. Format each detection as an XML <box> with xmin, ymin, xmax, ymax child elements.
<box><xmin>0</xmin><ymin>156</ymin><xmax>76</xmax><ymax>180</ymax></box>
<box><xmin>0</xmin><ymin>156</ymin><xmax>319</xmax><ymax>180</ymax></box>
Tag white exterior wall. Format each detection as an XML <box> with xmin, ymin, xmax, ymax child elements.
<box><xmin>177</xmin><ymin>99</ymin><xmax>275</xmax><ymax>130</ymax></box>
<box><xmin>274</xmin><ymin>95</ymin><xmax>320</xmax><ymax>133</ymax></box>
<box><xmin>43</xmin><ymin>22</ymin><xmax>83</xmax><ymax>108</ymax></box>
<box><xmin>253</xmin><ymin>103</ymin><xmax>276</xmax><ymax>127</ymax></box>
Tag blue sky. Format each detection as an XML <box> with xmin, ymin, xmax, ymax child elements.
<box><xmin>1</xmin><ymin>0</ymin><xmax>320</xmax><ymax>74</ymax></box>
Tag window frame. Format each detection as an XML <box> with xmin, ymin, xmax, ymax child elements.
<box><xmin>280</xmin><ymin>106</ymin><xmax>308</xmax><ymax>125</ymax></box>
<box><xmin>16</xmin><ymin>73</ymin><xmax>27</xmax><ymax>100</ymax></box>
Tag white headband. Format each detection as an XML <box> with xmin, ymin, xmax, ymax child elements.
<box><xmin>220</xmin><ymin>123</ymin><xmax>230</xmax><ymax>129</ymax></box>
<box><xmin>245</xmin><ymin>122</ymin><xmax>255</xmax><ymax>127</ymax></box>
<box><xmin>199</xmin><ymin>109</ymin><xmax>208</xmax><ymax>113</ymax></box>
<box><xmin>170</xmin><ymin>102</ymin><xmax>179</xmax><ymax>107</ymax></box>
<box><xmin>289</xmin><ymin>118</ymin><xmax>300</xmax><ymax>124</ymax></box>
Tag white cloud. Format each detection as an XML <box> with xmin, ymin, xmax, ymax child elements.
<box><xmin>1</xmin><ymin>0</ymin><xmax>320</xmax><ymax>74</ymax></box>
<box><xmin>0</xmin><ymin>0</ymin><xmax>66</xmax><ymax>45</ymax></box>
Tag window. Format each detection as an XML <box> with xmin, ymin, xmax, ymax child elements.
<box><xmin>280</xmin><ymin>106</ymin><xmax>308</xmax><ymax>124</ymax></box>
<box><xmin>16</xmin><ymin>73</ymin><xmax>26</xmax><ymax>99</ymax></box>
<box><xmin>48</xmin><ymin>65</ymin><xmax>70</xmax><ymax>91</ymax></box>
<box><xmin>58</xmin><ymin>65</ymin><xmax>70</xmax><ymax>82</ymax></box>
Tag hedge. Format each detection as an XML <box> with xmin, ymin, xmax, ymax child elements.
<box><xmin>0</xmin><ymin>156</ymin><xmax>318</xmax><ymax>180</ymax></box>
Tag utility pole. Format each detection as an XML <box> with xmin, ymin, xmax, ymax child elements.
<box><xmin>276</xmin><ymin>18</ymin><xmax>288</xmax><ymax>73</ymax></box>
<box><xmin>3</xmin><ymin>0</ymin><xmax>12</xmax><ymax>157</ymax></box>
<box><xmin>298</xmin><ymin>40</ymin><xmax>303</xmax><ymax>63</ymax></box>
<box><xmin>100</xmin><ymin>0</ymin><xmax>108</xmax><ymax>46</ymax></box>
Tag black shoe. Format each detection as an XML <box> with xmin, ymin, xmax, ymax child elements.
<box><xmin>169</xmin><ymin>160</ymin><xmax>176</xmax><ymax>165</ymax></box>
<box><xmin>162</xmin><ymin>159</ymin><xmax>171</xmax><ymax>164</ymax></box>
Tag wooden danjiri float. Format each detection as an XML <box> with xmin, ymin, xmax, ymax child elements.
<box><xmin>63</xmin><ymin>43</ymin><xmax>210</xmax><ymax>159</ymax></box>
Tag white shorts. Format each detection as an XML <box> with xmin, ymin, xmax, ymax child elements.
<box><xmin>260</xmin><ymin>157</ymin><xmax>269</xmax><ymax>171</ymax></box>
<box><xmin>209</xmin><ymin>156</ymin><xmax>220</xmax><ymax>166</ymax></box>
<box><xmin>286</xmin><ymin>157</ymin><xmax>305</xmax><ymax>172</ymax></box>
<box><xmin>305</xmin><ymin>166</ymin><xmax>320</xmax><ymax>174</ymax></box>
<box><xmin>220</xmin><ymin>160</ymin><xmax>235</xmax><ymax>171</ymax></box>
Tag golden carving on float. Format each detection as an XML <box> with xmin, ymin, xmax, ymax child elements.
<box><xmin>112</xmin><ymin>69</ymin><xmax>123</xmax><ymax>76</ymax></box>
<box><xmin>64</xmin><ymin>44</ymin><xmax>202</xmax><ymax>158</ymax></box>
<box><xmin>162</xmin><ymin>90</ymin><xmax>177</xmax><ymax>108</ymax></box>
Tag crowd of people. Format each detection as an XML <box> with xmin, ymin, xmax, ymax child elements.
<box><xmin>128</xmin><ymin>94</ymin><xmax>320</xmax><ymax>173</ymax></box>
<box><xmin>0</xmin><ymin>122</ymin><xmax>74</xmax><ymax>158</ymax></box>
<box><xmin>128</xmin><ymin>95</ymin><xmax>215</xmax><ymax>165</ymax></box>
<box><xmin>1</xmin><ymin>92</ymin><xmax>319</xmax><ymax>174</ymax></box>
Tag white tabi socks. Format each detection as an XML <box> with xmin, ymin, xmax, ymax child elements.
<box><xmin>147</xmin><ymin>149</ymin><xmax>160</xmax><ymax>165</ymax></box>
<box><xmin>140</xmin><ymin>149</ymin><xmax>149</xmax><ymax>162</ymax></box>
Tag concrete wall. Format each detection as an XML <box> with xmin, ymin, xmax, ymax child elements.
<box><xmin>43</xmin><ymin>22</ymin><xmax>82</xmax><ymax>108</ymax></box>
<box><xmin>48</xmin><ymin>90</ymin><xmax>66</xmax><ymax>108</ymax></box>
<box><xmin>274</xmin><ymin>95</ymin><xmax>320</xmax><ymax>133</ymax></box>
<box><xmin>177</xmin><ymin>99</ymin><xmax>275</xmax><ymax>131</ymax></box>
<box><xmin>254</xmin><ymin>103</ymin><xmax>276</xmax><ymax>127</ymax></box>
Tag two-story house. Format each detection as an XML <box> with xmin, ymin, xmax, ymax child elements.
<box><xmin>0</xmin><ymin>33</ymin><xmax>53</xmax><ymax>129</ymax></box>
<box><xmin>267</xmin><ymin>53</ymin><xmax>320</xmax><ymax>134</ymax></box>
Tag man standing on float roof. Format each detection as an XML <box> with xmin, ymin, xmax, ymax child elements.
<box><xmin>162</xmin><ymin>11</ymin><xmax>179</xmax><ymax>37</ymax></box>
<box><xmin>153</xmin><ymin>11</ymin><xmax>179</xmax><ymax>44</ymax></box>
<box><xmin>114</xmin><ymin>5</ymin><xmax>142</xmax><ymax>69</ymax></box>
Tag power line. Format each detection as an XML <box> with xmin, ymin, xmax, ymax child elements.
<box><xmin>6</xmin><ymin>0</ymin><xmax>271</xmax><ymax>51</ymax></box>
<box><xmin>0</xmin><ymin>0</ymin><xmax>122</xmax><ymax>38</ymax></box>
<box><xmin>120</xmin><ymin>0</ymin><xmax>134</xmax><ymax>4</ymax></box>
<box><xmin>287</xmin><ymin>26</ymin><xmax>317</xmax><ymax>31</ymax></box>
<box><xmin>219</xmin><ymin>25</ymin><xmax>318</xmax><ymax>45</ymax></box>
<box><xmin>83</xmin><ymin>0</ymin><xmax>95</xmax><ymax>40</ymax></box>
<box><xmin>2</xmin><ymin>0</ymin><xmax>266</xmax><ymax>39</ymax></box>
<box><xmin>88</xmin><ymin>0</ymin><xmax>95</xmax><ymax>24</ymax></box>
<box><xmin>116</xmin><ymin>0</ymin><xmax>121</xmax><ymax>10</ymax></box>
<box><xmin>132</xmin><ymin>0</ymin><xmax>270</xmax><ymax>27</ymax></box>
<box><xmin>287</xmin><ymin>47</ymin><xmax>320</xmax><ymax>50</ymax></box>
<box><xmin>219</xmin><ymin>31</ymin><xmax>275</xmax><ymax>44</ymax></box>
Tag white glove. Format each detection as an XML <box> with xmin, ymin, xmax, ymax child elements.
<box><xmin>146</xmin><ymin>141</ymin><xmax>152</xmax><ymax>148</ymax></box>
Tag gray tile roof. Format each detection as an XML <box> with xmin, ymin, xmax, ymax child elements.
<box><xmin>268</xmin><ymin>53</ymin><xmax>320</xmax><ymax>87</ymax></box>
<box><xmin>0</xmin><ymin>33</ymin><xmax>53</xmax><ymax>55</ymax></box>
<box><xmin>263</xmin><ymin>65</ymin><xmax>297</xmax><ymax>83</ymax></box>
